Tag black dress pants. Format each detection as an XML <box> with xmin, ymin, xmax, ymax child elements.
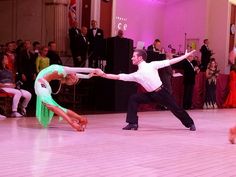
<box><xmin>126</xmin><ymin>87</ymin><xmax>194</xmax><ymax>128</ymax></box>
<box><xmin>183</xmin><ymin>84</ymin><xmax>194</xmax><ymax>110</ymax></box>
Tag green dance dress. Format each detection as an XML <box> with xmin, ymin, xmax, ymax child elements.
<box><xmin>34</xmin><ymin>65</ymin><xmax>67</xmax><ymax>127</ymax></box>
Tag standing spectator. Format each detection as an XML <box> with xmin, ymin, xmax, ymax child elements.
<box><xmin>116</xmin><ymin>29</ymin><xmax>124</xmax><ymax>38</ymax></box>
<box><xmin>16</xmin><ymin>40</ymin><xmax>36</xmax><ymax>92</ymax></box>
<box><xmin>15</xmin><ymin>39</ymin><xmax>24</xmax><ymax>57</ymax></box>
<box><xmin>223</xmin><ymin>64</ymin><xmax>236</xmax><ymax>108</ymax></box>
<box><xmin>47</xmin><ymin>41</ymin><xmax>63</xmax><ymax>102</ymax></box>
<box><xmin>147</xmin><ymin>39</ymin><xmax>173</xmax><ymax>95</ymax></box>
<box><xmin>88</xmin><ymin>19</ymin><xmax>104</xmax><ymax>68</ymax></box>
<box><xmin>200</xmin><ymin>39</ymin><xmax>213</xmax><ymax>71</ymax></box>
<box><xmin>32</xmin><ymin>41</ymin><xmax>41</xmax><ymax>58</ymax></box>
<box><xmin>47</xmin><ymin>41</ymin><xmax>62</xmax><ymax>65</ymax></box>
<box><xmin>0</xmin><ymin>44</ymin><xmax>6</xmax><ymax>55</ymax></box>
<box><xmin>16</xmin><ymin>40</ymin><xmax>37</xmax><ymax>115</ymax></box>
<box><xmin>147</xmin><ymin>39</ymin><xmax>162</xmax><ymax>53</ymax></box>
<box><xmin>225</xmin><ymin>47</ymin><xmax>236</xmax><ymax>144</ymax></box>
<box><xmin>36</xmin><ymin>46</ymin><xmax>50</xmax><ymax>73</ymax></box>
<box><xmin>69</xmin><ymin>21</ymin><xmax>81</xmax><ymax>67</ymax></box>
<box><xmin>77</xmin><ymin>26</ymin><xmax>89</xmax><ymax>67</ymax></box>
<box><xmin>203</xmin><ymin>58</ymin><xmax>220</xmax><ymax>109</ymax></box>
<box><xmin>182</xmin><ymin>54</ymin><xmax>199</xmax><ymax>110</ymax></box>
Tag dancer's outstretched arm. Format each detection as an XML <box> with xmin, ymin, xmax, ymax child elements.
<box><xmin>64</xmin><ymin>66</ymin><xmax>103</xmax><ymax>74</ymax></box>
<box><xmin>169</xmin><ymin>50</ymin><xmax>195</xmax><ymax>65</ymax></box>
<box><xmin>76</xmin><ymin>73</ymin><xmax>93</xmax><ymax>79</ymax></box>
<box><xmin>101</xmin><ymin>73</ymin><xmax>120</xmax><ymax>80</ymax></box>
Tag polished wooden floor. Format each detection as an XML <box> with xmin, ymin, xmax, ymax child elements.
<box><xmin>0</xmin><ymin>109</ymin><xmax>236</xmax><ymax>177</ymax></box>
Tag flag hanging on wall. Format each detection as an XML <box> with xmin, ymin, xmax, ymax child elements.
<box><xmin>68</xmin><ymin>0</ymin><xmax>77</xmax><ymax>27</ymax></box>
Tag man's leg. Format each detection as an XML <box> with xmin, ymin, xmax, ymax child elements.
<box><xmin>125</xmin><ymin>93</ymin><xmax>152</xmax><ymax>125</ymax></box>
<box><xmin>2</xmin><ymin>88</ymin><xmax>22</xmax><ymax>117</ymax></box>
<box><xmin>20</xmin><ymin>89</ymin><xmax>32</xmax><ymax>115</ymax></box>
<box><xmin>183</xmin><ymin>84</ymin><xmax>194</xmax><ymax>110</ymax></box>
<box><xmin>153</xmin><ymin>88</ymin><xmax>195</xmax><ymax>130</ymax></box>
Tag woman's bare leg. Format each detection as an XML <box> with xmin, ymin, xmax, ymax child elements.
<box><xmin>66</xmin><ymin>109</ymin><xmax>88</xmax><ymax>128</ymax></box>
<box><xmin>229</xmin><ymin>126</ymin><xmax>236</xmax><ymax>144</ymax></box>
<box><xmin>45</xmin><ymin>104</ymin><xmax>84</xmax><ymax>131</ymax></box>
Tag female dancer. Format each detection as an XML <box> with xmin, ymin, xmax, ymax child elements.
<box><xmin>34</xmin><ymin>64</ymin><xmax>103</xmax><ymax>131</ymax></box>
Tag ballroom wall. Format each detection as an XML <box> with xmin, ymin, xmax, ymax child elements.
<box><xmin>114</xmin><ymin>0</ymin><xmax>232</xmax><ymax>73</ymax></box>
<box><xmin>163</xmin><ymin>0</ymin><xmax>231</xmax><ymax>73</ymax></box>
<box><xmin>163</xmin><ymin>0</ymin><xmax>208</xmax><ymax>54</ymax></box>
<box><xmin>0</xmin><ymin>0</ymin><xmax>43</xmax><ymax>44</ymax></box>
<box><xmin>113</xmin><ymin>0</ymin><xmax>165</xmax><ymax>47</ymax></box>
<box><xmin>0</xmin><ymin>0</ymin><xmax>234</xmax><ymax>72</ymax></box>
<box><xmin>207</xmin><ymin>0</ymin><xmax>231</xmax><ymax>73</ymax></box>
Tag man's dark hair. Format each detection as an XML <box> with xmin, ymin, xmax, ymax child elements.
<box><xmin>134</xmin><ymin>49</ymin><xmax>147</xmax><ymax>61</ymax></box>
<box><xmin>48</xmin><ymin>41</ymin><xmax>55</xmax><ymax>47</ymax></box>
<box><xmin>33</xmin><ymin>41</ymin><xmax>40</xmax><ymax>47</ymax></box>
<box><xmin>154</xmin><ymin>39</ymin><xmax>161</xmax><ymax>43</ymax></box>
<box><xmin>5</xmin><ymin>41</ymin><xmax>15</xmax><ymax>47</ymax></box>
<box><xmin>203</xmin><ymin>39</ymin><xmax>208</xmax><ymax>43</ymax></box>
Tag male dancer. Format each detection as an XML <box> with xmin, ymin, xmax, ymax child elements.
<box><xmin>102</xmin><ymin>49</ymin><xmax>196</xmax><ymax>131</ymax></box>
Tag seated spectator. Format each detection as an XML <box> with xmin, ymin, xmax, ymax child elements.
<box><xmin>36</xmin><ymin>46</ymin><xmax>50</xmax><ymax>73</ymax></box>
<box><xmin>0</xmin><ymin>114</ymin><xmax>6</xmax><ymax>119</ymax></box>
<box><xmin>0</xmin><ymin>54</ymin><xmax>31</xmax><ymax>117</ymax></box>
<box><xmin>5</xmin><ymin>41</ymin><xmax>16</xmax><ymax>80</ymax></box>
<box><xmin>203</xmin><ymin>58</ymin><xmax>220</xmax><ymax>109</ymax></box>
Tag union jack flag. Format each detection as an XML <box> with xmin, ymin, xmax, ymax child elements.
<box><xmin>68</xmin><ymin>0</ymin><xmax>77</xmax><ymax>27</ymax></box>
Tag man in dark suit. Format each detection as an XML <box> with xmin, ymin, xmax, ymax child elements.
<box><xmin>147</xmin><ymin>39</ymin><xmax>162</xmax><ymax>53</ymax></box>
<box><xmin>16</xmin><ymin>40</ymin><xmax>37</xmax><ymax>115</ymax></box>
<box><xmin>69</xmin><ymin>21</ymin><xmax>81</xmax><ymax>67</ymax></box>
<box><xmin>88</xmin><ymin>20</ymin><xmax>104</xmax><ymax>68</ymax></box>
<box><xmin>147</xmin><ymin>39</ymin><xmax>172</xmax><ymax>95</ymax></box>
<box><xmin>47</xmin><ymin>41</ymin><xmax>62</xmax><ymax>65</ymax></box>
<box><xmin>16</xmin><ymin>40</ymin><xmax>36</xmax><ymax>92</ymax></box>
<box><xmin>182</xmin><ymin>55</ymin><xmax>199</xmax><ymax>109</ymax></box>
<box><xmin>200</xmin><ymin>39</ymin><xmax>213</xmax><ymax>71</ymax></box>
<box><xmin>46</xmin><ymin>41</ymin><xmax>63</xmax><ymax>102</ymax></box>
<box><xmin>77</xmin><ymin>26</ymin><xmax>89</xmax><ymax>67</ymax></box>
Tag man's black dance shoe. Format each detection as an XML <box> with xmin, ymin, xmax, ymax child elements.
<box><xmin>189</xmin><ymin>124</ymin><xmax>196</xmax><ymax>131</ymax></box>
<box><xmin>122</xmin><ymin>124</ymin><xmax>138</xmax><ymax>130</ymax></box>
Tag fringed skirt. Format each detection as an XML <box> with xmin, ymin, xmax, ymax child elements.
<box><xmin>35</xmin><ymin>79</ymin><xmax>67</xmax><ymax>127</ymax></box>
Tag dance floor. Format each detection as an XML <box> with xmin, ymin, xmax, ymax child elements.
<box><xmin>0</xmin><ymin>109</ymin><xmax>236</xmax><ymax>177</ymax></box>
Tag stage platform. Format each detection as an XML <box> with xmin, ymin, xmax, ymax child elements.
<box><xmin>0</xmin><ymin>109</ymin><xmax>235</xmax><ymax>177</ymax></box>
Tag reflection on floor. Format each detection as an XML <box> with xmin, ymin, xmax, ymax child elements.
<box><xmin>0</xmin><ymin>109</ymin><xmax>236</xmax><ymax>177</ymax></box>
